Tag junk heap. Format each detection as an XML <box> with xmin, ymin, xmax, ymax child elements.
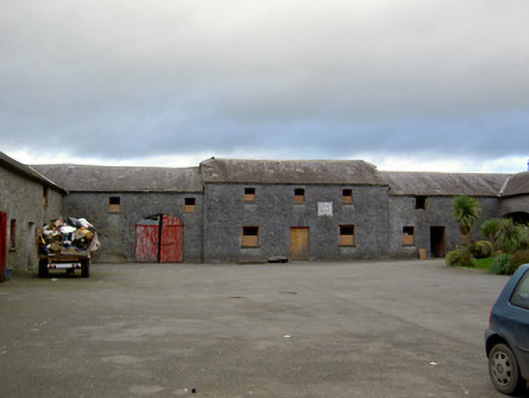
<box><xmin>38</xmin><ymin>217</ymin><xmax>100</xmax><ymax>256</ymax></box>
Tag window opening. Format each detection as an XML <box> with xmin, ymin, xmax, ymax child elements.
<box><xmin>415</xmin><ymin>196</ymin><xmax>426</xmax><ymax>210</ymax></box>
<box><xmin>339</xmin><ymin>225</ymin><xmax>355</xmax><ymax>246</ymax></box>
<box><xmin>294</xmin><ymin>188</ymin><xmax>305</xmax><ymax>204</ymax></box>
<box><xmin>185</xmin><ymin>197</ymin><xmax>196</xmax><ymax>213</ymax></box>
<box><xmin>10</xmin><ymin>219</ymin><xmax>16</xmax><ymax>250</ymax></box>
<box><xmin>244</xmin><ymin>187</ymin><xmax>256</xmax><ymax>203</ymax></box>
<box><xmin>43</xmin><ymin>187</ymin><xmax>49</xmax><ymax>207</ymax></box>
<box><xmin>402</xmin><ymin>226</ymin><xmax>415</xmax><ymax>245</ymax></box>
<box><xmin>242</xmin><ymin>226</ymin><xmax>259</xmax><ymax>247</ymax></box>
<box><xmin>109</xmin><ymin>196</ymin><xmax>121</xmax><ymax>212</ymax></box>
<box><xmin>342</xmin><ymin>189</ymin><xmax>353</xmax><ymax>204</ymax></box>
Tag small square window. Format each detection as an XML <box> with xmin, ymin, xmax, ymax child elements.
<box><xmin>415</xmin><ymin>196</ymin><xmax>426</xmax><ymax>210</ymax></box>
<box><xmin>244</xmin><ymin>187</ymin><xmax>256</xmax><ymax>203</ymax></box>
<box><xmin>339</xmin><ymin>225</ymin><xmax>355</xmax><ymax>246</ymax></box>
<box><xmin>109</xmin><ymin>196</ymin><xmax>121</xmax><ymax>212</ymax></box>
<box><xmin>342</xmin><ymin>189</ymin><xmax>353</xmax><ymax>204</ymax></box>
<box><xmin>294</xmin><ymin>188</ymin><xmax>305</xmax><ymax>203</ymax></box>
<box><xmin>185</xmin><ymin>197</ymin><xmax>196</xmax><ymax>213</ymax></box>
<box><xmin>403</xmin><ymin>226</ymin><xmax>415</xmax><ymax>246</ymax></box>
<box><xmin>242</xmin><ymin>226</ymin><xmax>259</xmax><ymax>247</ymax></box>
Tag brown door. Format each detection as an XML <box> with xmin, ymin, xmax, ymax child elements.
<box><xmin>290</xmin><ymin>227</ymin><xmax>309</xmax><ymax>260</ymax></box>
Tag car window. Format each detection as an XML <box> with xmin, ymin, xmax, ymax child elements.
<box><xmin>511</xmin><ymin>271</ymin><xmax>529</xmax><ymax>310</ymax></box>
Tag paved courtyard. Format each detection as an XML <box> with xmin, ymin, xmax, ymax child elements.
<box><xmin>0</xmin><ymin>260</ymin><xmax>517</xmax><ymax>397</ymax></box>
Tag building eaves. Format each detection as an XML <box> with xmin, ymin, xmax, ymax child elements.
<box><xmin>381</xmin><ymin>171</ymin><xmax>511</xmax><ymax>197</ymax></box>
<box><xmin>32</xmin><ymin>164</ymin><xmax>204</xmax><ymax>193</ymax></box>
<box><xmin>199</xmin><ymin>158</ymin><xmax>386</xmax><ymax>186</ymax></box>
<box><xmin>0</xmin><ymin>151</ymin><xmax>66</xmax><ymax>194</ymax></box>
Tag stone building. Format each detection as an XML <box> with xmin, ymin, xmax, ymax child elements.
<box><xmin>0</xmin><ymin>152</ymin><xmax>64</xmax><ymax>281</ymax></box>
<box><xmin>1</xmin><ymin>150</ymin><xmax>529</xmax><ymax>279</ymax></box>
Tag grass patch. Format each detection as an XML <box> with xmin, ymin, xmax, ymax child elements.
<box><xmin>471</xmin><ymin>257</ymin><xmax>494</xmax><ymax>270</ymax></box>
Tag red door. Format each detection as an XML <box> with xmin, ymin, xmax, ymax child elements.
<box><xmin>135</xmin><ymin>215</ymin><xmax>183</xmax><ymax>263</ymax></box>
<box><xmin>160</xmin><ymin>215</ymin><xmax>183</xmax><ymax>263</ymax></box>
<box><xmin>0</xmin><ymin>212</ymin><xmax>7</xmax><ymax>282</ymax></box>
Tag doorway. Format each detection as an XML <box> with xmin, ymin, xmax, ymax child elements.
<box><xmin>290</xmin><ymin>227</ymin><xmax>310</xmax><ymax>261</ymax></box>
<box><xmin>430</xmin><ymin>226</ymin><xmax>446</xmax><ymax>258</ymax></box>
<box><xmin>135</xmin><ymin>215</ymin><xmax>183</xmax><ymax>263</ymax></box>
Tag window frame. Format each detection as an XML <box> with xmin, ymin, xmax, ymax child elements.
<box><xmin>244</xmin><ymin>187</ymin><xmax>256</xmax><ymax>203</ymax></box>
<box><xmin>241</xmin><ymin>226</ymin><xmax>259</xmax><ymax>248</ymax></box>
<box><xmin>294</xmin><ymin>188</ymin><xmax>305</xmax><ymax>204</ymax></box>
<box><xmin>510</xmin><ymin>271</ymin><xmax>529</xmax><ymax>311</ymax></box>
<box><xmin>184</xmin><ymin>197</ymin><xmax>196</xmax><ymax>213</ymax></box>
<box><xmin>108</xmin><ymin>196</ymin><xmax>121</xmax><ymax>213</ymax></box>
<box><xmin>402</xmin><ymin>226</ymin><xmax>415</xmax><ymax>246</ymax></box>
<box><xmin>339</xmin><ymin>224</ymin><xmax>355</xmax><ymax>246</ymax></box>
<box><xmin>342</xmin><ymin>189</ymin><xmax>353</xmax><ymax>204</ymax></box>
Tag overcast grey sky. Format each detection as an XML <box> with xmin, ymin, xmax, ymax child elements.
<box><xmin>1</xmin><ymin>0</ymin><xmax>528</xmax><ymax>172</ymax></box>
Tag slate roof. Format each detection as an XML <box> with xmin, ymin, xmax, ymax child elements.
<box><xmin>381</xmin><ymin>171</ymin><xmax>511</xmax><ymax>197</ymax></box>
<box><xmin>0</xmin><ymin>151</ymin><xmax>66</xmax><ymax>193</ymax></box>
<box><xmin>199</xmin><ymin>158</ymin><xmax>385</xmax><ymax>185</ymax></box>
<box><xmin>32</xmin><ymin>164</ymin><xmax>203</xmax><ymax>193</ymax></box>
<box><xmin>500</xmin><ymin>172</ymin><xmax>529</xmax><ymax>197</ymax></box>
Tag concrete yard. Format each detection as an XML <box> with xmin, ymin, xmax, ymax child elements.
<box><xmin>0</xmin><ymin>260</ymin><xmax>516</xmax><ymax>397</ymax></box>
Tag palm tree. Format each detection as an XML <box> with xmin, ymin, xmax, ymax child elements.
<box><xmin>480</xmin><ymin>218</ymin><xmax>503</xmax><ymax>253</ymax></box>
<box><xmin>451</xmin><ymin>196</ymin><xmax>483</xmax><ymax>245</ymax></box>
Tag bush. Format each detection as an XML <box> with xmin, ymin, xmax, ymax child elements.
<box><xmin>446</xmin><ymin>246</ymin><xmax>473</xmax><ymax>267</ymax></box>
<box><xmin>490</xmin><ymin>253</ymin><xmax>516</xmax><ymax>275</ymax></box>
<box><xmin>510</xmin><ymin>250</ymin><xmax>529</xmax><ymax>270</ymax></box>
<box><xmin>472</xmin><ymin>240</ymin><xmax>493</xmax><ymax>259</ymax></box>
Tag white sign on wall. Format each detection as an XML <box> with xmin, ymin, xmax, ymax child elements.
<box><xmin>318</xmin><ymin>202</ymin><xmax>333</xmax><ymax>217</ymax></box>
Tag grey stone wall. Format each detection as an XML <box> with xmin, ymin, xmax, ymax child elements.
<box><xmin>388</xmin><ymin>195</ymin><xmax>501</xmax><ymax>258</ymax></box>
<box><xmin>203</xmin><ymin>183</ymin><xmax>390</xmax><ymax>263</ymax></box>
<box><xmin>0</xmin><ymin>167</ymin><xmax>63</xmax><ymax>271</ymax></box>
<box><xmin>500</xmin><ymin>196</ymin><xmax>529</xmax><ymax>217</ymax></box>
<box><xmin>63</xmin><ymin>192</ymin><xmax>204</xmax><ymax>263</ymax></box>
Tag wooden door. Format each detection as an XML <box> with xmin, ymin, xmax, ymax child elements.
<box><xmin>0</xmin><ymin>212</ymin><xmax>7</xmax><ymax>282</ymax></box>
<box><xmin>135</xmin><ymin>215</ymin><xmax>183</xmax><ymax>263</ymax></box>
<box><xmin>290</xmin><ymin>227</ymin><xmax>309</xmax><ymax>261</ymax></box>
<box><xmin>160</xmin><ymin>215</ymin><xmax>183</xmax><ymax>263</ymax></box>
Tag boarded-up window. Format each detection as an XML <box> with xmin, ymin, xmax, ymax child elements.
<box><xmin>242</xmin><ymin>226</ymin><xmax>259</xmax><ymax>247</ymax></box>
<box><xmin>403</xmin><ymin>226</ymin><xmax>415</xmax><ymax>245</ymax></box>
<box><xmin>43</xmin><ymin>187</ymin><xmax>49</xmax><ymax>207</ymax></box>
<box><xmin>10</xmin><ymin>219</ymin><xmax>16</xmax><ymax>249</ymax></box>
<box><xmin>339</xmin><ymin>225</ymin><xmax>355</xmax><ymax>246</ymax></box>
<box><xmin>109</xmin><ymin>196</ymin><xmax>121</xmax><ymax>212</ymax></box>
<box><xmin>415</xmin><ymin>196</ymin><xmax>426</xmax><ymax>210</ymax></box>
<box><xmin>244</xmin><ymin>187</ymin><xmax>256</xmax><ymax>203</ymax></box>
<box><xmin>294</xmin><ymin>188</ymin><xmax>305</xmax><ymax>203</ymax></box>
<box><xmin>185</xmin><ymin>197</ymin><xmax>196</xmax><ymax>213</ymax></box>
<box><xmin>342</xmin><ymin>189</ymin><xmax>353</xmax><ymax>204</ymax></box>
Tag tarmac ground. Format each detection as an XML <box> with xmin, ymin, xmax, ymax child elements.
<box><xmin>0</xmin><ymin>260</ymin><xmax>521</xmax><ymax>397</ymax></box>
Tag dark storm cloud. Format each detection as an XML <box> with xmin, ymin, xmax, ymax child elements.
<box><xmin>1</xmin><ymin>0</ymin><xmax>529</xmax><ymax>166</ymax></box>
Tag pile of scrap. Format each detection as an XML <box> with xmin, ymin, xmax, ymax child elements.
<box><xmin>38</xmin><ymin>217</ymin><xmax>100</xmax><ymax>256</ymax></box>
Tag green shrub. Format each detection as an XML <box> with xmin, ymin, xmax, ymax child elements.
<box><xmin>472</xmin><ymin>240</ymin><xmax>493</xmax><ymax>259</ymax></box>
<box><xmin>446</xmin><ymin>246</ymin><xmax>473</xmax><ymax>267</ymax></box>
<box><xmin>510</xmin><ymin>250</ymin><xmax>529</xmax><ymax>270</ymax></box>
<box><xmin>490</xmin><ymin>253</ymin><xmax>515</xmax><ymax>275</ymax></box>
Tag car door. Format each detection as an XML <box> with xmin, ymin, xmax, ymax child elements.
<box><xmin>508</xmin><ymin>270</ymin><xmax>529</xmax><ymax>372</ymax></box>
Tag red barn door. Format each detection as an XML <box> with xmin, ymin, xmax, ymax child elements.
<box><xmin>135</xmin><ymin>215</ymin><xmax>183</xmax><ymax>263</ymax></box>
<box><xmin>160</xmin><ymin>215</ymin><xmax>183</xmax><ymax>263</ymax></box>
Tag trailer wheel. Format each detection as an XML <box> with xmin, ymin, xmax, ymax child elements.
<box><xmin>38</xmin><ymin>258</ymin><xmax>49</xmax><ymax>278</ymax></box>
<box><xmin>81</xmin><ymin>259</ymin><xmax>90</xmax><ymax>278</ymax></box>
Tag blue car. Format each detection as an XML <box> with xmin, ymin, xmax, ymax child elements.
<box><xmin>486</xmin><ymin>264</ymin><xmax>529</xmax><ymax>395</ymax></box>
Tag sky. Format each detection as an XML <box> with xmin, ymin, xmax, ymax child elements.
<box><xmin>1</xmin><ymin>0</ymin><xmax>529</xmax><ymax>173</ymax></box>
